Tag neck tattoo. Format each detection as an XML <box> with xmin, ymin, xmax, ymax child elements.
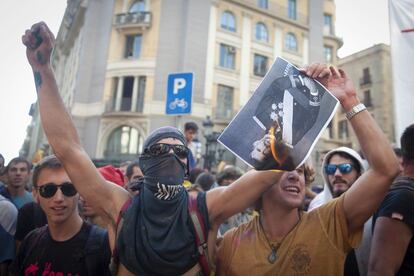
<box><xmin>259</xmin><ymin>211</ymin><xmax>301</xmax><ymax>264</ymax></box>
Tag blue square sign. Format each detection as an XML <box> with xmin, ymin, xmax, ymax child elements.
<box><xmin>166</xmin><ymin>73</ymin><xmax>193</xmax><ymax>115</ymax></box>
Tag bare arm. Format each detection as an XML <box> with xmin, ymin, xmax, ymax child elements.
<box><xmin>368</xmin><ymin>217</ymin><xmax>413</xmax><ymax>275</ymax></box>
<box><xmin>207</xmin><ymin>170</ymin><xmax>281</xmax><ymax>226</ymax></box>
<box><xmin>316</xmin><ymin>65</ymin><xmax>400</xmax><ymax>233</ymax></box>
<box><xmin>22</xmin><ymin>22</ymin><xmax>129</xmax><ymax>220</ymax></box>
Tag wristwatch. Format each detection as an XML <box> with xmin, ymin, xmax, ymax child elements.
<box><xmin>345</xmin><ymin>103</ymin><xmax>366</xmax><ymax>120</ymax></box>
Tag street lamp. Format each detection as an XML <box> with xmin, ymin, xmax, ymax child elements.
<box><xmin>203</xmin><ymin>116</ymin><xmax>222</xmax><ymax>171</ymax></box>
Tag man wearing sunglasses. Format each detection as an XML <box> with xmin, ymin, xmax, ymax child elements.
<box><xmin>308</xmin><ymin>147</ymin><xmax>371</xmax><ymax>275</ymax></box>
<box><xmin>309</xmin><ymin>147</ymin><xmax>364</xmax><ymax>210</ymax></box>
<box><xmin>10</xmin><ymin>155</ymin><xmax>111</xmax><ymax>275</ymax></box>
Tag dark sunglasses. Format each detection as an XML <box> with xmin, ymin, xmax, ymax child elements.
<box><xmin>144</xmin><ymin>143</ymin><xmax>189</xmax><ymax>159</ymax></box>
<box><xmin>37</xmin><ymin>182</ymin><xmax>78</xmax><ymax>198</ymax></box>
<box><xmin>325</xmin><ymin>163</ymin><xmax>354</xmax><ymax>175</ymax></box>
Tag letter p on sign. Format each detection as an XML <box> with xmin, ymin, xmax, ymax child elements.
<box><xmin>173</xmin><ymin>78</ymin><xmax>186</xmax><ymax>94</ymax></box>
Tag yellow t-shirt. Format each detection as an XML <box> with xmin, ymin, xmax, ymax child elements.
<box><xmin>216</xmin><ymin>195</ymin><xmax>362</xmax><ymax>276</ymax></box>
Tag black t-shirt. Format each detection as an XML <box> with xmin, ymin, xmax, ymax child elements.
<box><xmin>374</xmin><ymin>176</ymin><xmax>414</xmax><ymax>276</ymax></box>
<box><xmin>11</xmin><ymin>222</ymin><xmax>110</xmax><ymax>276</ymax></box>
<box><xmin>15</xmin><ymin>202</ymin><xmax>47</xmax><ymax>241</ymax></box>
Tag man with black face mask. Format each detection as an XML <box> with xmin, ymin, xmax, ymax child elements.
<box><xmin>23</xmin><ymin>22</ymin><xmax>286</xmax><ymax>275</ymax></box>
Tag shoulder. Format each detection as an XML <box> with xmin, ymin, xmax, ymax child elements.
<box><xmin>0</xmin><ymin>198</ymin><xmax>18</xmax><ymax>233</ymax></box>
<box><xmin>21</xmin><ymin>225</ymin><xmax>49</xmax><ymax>249</ymax></box>
<box><xmin>380</xmin><ymin>177</ymin><xmax>414</xmax><ymax>207</ymax></box>
<box><xmin>0</xmin><ymin>196</ymin><xmax>17</xmax><ymax>215</ymax></box>
<box><xmin>85</xmin><ymin>223</ymin><xmax>109</xmax><ymax>248</ymax></box>
<box><xmin>376</xmin><ymin>177</ymin><xmax>414</xmax><ymax>221</ymax></box>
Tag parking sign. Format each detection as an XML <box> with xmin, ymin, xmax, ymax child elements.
<box><xmin>166</xmin><ymin>73</ymin><xmax>193</xmax><ymax>115</ymax></box>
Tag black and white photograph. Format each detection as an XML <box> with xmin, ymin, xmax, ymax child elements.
<box><xmin>218</xmin><ymin>57</ymin><xmax>339</xmax><ymax>171</ymax></box>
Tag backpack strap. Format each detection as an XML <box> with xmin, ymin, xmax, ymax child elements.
<box><xmin>21</xmin><ymin>225</ymin><xmax>48</xmax><ymax>267</ymax></box>
<box><xmin>83</xmin><ymin>224</ymin><xmax>111</xmax><ymax>276</ymax></box>
<box><xmin>188</xmin><ymin>194</ymin><xmax>211</xmax><ymax>276</ymax></box>
<box><xmin>112</xmin><ymin>198</ymin><xmax>133</xmax><ymax>262</ymax></box>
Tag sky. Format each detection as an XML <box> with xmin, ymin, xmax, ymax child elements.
<box><xmin>0</xmin><ymin>0</ymin><xmax>390</xmax><ymax>163</ymax></box>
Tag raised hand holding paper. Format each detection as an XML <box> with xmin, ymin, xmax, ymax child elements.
<box><xmin>218</xmin><ymin>58</ymin><xmax>339</xmax><ymax>171</ymax></box>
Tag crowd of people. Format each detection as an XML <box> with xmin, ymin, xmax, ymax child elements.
<box><xmin>0</xmin><ymin>21</ymin><xmax>413</xmax><ymax>276</ymax></box>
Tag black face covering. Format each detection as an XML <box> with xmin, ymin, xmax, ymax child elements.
<box><xmin>140</xmin><ymin>152</ymin><xmax>186</xmax><ymax>200</ymax></box>
<box><xmin>117</xmin><ymin>127</ymin><xmax>199</xmax><ymax>275</ymax></box>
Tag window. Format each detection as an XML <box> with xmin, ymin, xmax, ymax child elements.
<box><xmin>105</xmin><ymin>126</ymin><xmax>144</xmax><ymax>158</ymax></box>
<box><xmin>216</xmin><ymin>85</ymin><xmax>234</xmax><ymax>120</ymax></box>
<box><xmin>285</xmin><ymin>33</ymin><xmax>297</xmax><ymax>51</ymax></box>
<box><xmin>288</xmin><ymin>0</ymin><xmax>297</xmax><ymax>20</ymax></box>
<box><xmin>112</xmin><ymin>76</ymin><xmax>146</xmax><ymax>112</ymax></box>
<box><xmin>125</xmin><ymin>35</ymin><xmax>142</xmax><ymax>58</ymax></box>
<box><xmin>221</xmin><ymin>11</ymin><xmax>236</xmax><ymax>32</ymax></box>
<box><xmin>324</xmin><ymin>46</ymin><xmax>333</xmax><ymax>62</ymax></box>
<box><xmin>121</xmin><ymin>77</ymin><xmax>134</xmax><ymax>111</ymax></box>
<box><xmin>360</xmin><ymin>67</ymin><xmax>372</xmax><ymax>85</ymax></box>
<box><xmin>129</xmin><ymin>0</ymin><xmax>145</xmax><ymax>13</ymax></box>
<box><xmin>136</xmin><ymin>76</ymin><xmax>146</xmax><ymax>112</ymax></box>
<box><xmin>257</xmin><ymin>0</ymin><xmax>268</xmax><ymax>9</ymax></box>
<box><xmin>324</xmin><ymin>14</ymin><xmax>333</xmax><ymax>35</ymax></box>
<box><xmin>338</xmin><ymin>120</ymin><xmax>348</xmax><ymax>139</ymax></box>
<box><xmin>254</xmin><ymin>54</ymin><xmax>268</xmax><ymax>77</ymax></box>
<box><xmin>364</xmin><ymin>90</ymin><xmax>372</xmax><ymax>107</ymax></box>
<box><xmin>219</xmin><ymin>44</ymin><xmax>236</xmax><ymax>69</ymax></box>
<box><xmin>255</xmin><ymin>22</ymin><xmax>268</xmax><ymax>42</ymax></box>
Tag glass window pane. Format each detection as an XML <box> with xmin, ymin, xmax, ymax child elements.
<box><xmin>256</xmin><ymin>23</ymin><xmax>268</xmax><ymax>42</ymax></box>
<box><xmin>121</xmin><ymin>77</ymin><xmax>134</xmax><ymax>111</ymax></box>
<box><xmin>129</xmin><ymin>0</ymin><xmax>145</xmax><ymax>13</ymax></box>
<box><xmin>254</xmin><ymin>54</ymin><xmax>268</xmax><ymax>77</ymax></box>
<box><xmin>288</xmin><ymin>0</ymin><xmax>297</xmax><ymax>20</ymax></box>
<box><xmin>129</xmin><ymin>128</ymin><xmax>139</xmax><ymax>154</ymax></box>
<box><xmin>285</xmin><ymin>33</ymin><xmax>297</xmax><ymax>51</ymax></box>
<box><xmin>106</xmin><ymin>126</ymin><xmax>142</xmax><ymax>158</ymax></box>
<box><xmin>221</xmin><ymin>11</ymin><xmax>236</xmax><ymax>32</ymax></box>
<box><xmin>136</xmin><ymin>76</ymin><xmax>146</xmax><ymax>112</ymax></box>
<box><xmin>216</xmin><ymin>85</ymin><xmax>234</xmax><ymax>119</ymax></box>
<box><xmin>125</xmin><ymin>35</ymin><xmax>142</xmax><ymax>58</ymax></box>
<box><xmin>220</xmin><ymin>44</ymin><xmax>235</xmax><ymax>69</ymax></box>
<box><xmin>324</xmin><ymin>14</ymin><xmax>333</xmax><ymax>34</ymax></box>
<box><xmin>324</xmin><ymin>46</ymin><xmax>333</xmax><ymax>62</ymax></box>
<box><xmin>257</xmin><ymin>0</ymin><xmax>268</xmax><ymax>9</ymax></box>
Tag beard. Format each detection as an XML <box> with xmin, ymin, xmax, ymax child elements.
<box><xmin>331</xmin><ymin>179</ymin><xmax>349</xmax><ymax>198</ymax></box>
<box><xmin>332</xmin><ymin>189</ymin><xmax>346</xmax><ymax>198</ymax></box>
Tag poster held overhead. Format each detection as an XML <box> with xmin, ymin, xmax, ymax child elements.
<box><xmin>218</xmin><ymin>57</ymin><xmax>339</xmax><ymax>171</ymax></box>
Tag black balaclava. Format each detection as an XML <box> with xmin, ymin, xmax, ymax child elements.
<box><xmin>117</xmin><ymin>126</ymin><xmax>199</xmax><ymax>275</ymax></box>
<box><xmin>139</xmin><ymin>126</ymin><xmax>187</xmax><ymax>199</ymax></box>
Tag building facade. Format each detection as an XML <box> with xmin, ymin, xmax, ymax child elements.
<box><xmin>338</xmin><ymin>43</ymin><xmax>395</xmax><ymax>148</ymax></box>
<box><xmin>22</xmin><ymin>0</ymin><xmax>343</xmax><ymax>169</ymax></box>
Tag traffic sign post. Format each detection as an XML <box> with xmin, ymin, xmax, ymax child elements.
<box><xmin>166</xmin><ymin>73</ymin><xmax>193</xmax><ymax>115</ymax></box>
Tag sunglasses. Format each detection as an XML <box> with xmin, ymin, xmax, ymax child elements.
<box><xmin>37</xmin><ymin>182</ymin><xmax>78</xmax><ymax>198</ymax></box>
<box><xmin>325</xmin><ymin>163</ymin><xmax>354</xmax><ymax>175</ymax></box>
<box><xmin>144</xmin><ymin>143</ymin><xmax>189</xmax><ymax>159</ymax></box>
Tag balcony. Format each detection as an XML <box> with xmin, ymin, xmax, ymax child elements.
<box><xmin>359</xmin><ymin>75</ymin><xmax>372</xmax><ymax>86</ymax></box>
<box><xmin>114</xmin><ymin>12</ymin><xmax>152</xmax><ymax>30</ymax></box>
<box><xmin>104</xmin><ymin>99</ymin><xmax>144</xmax><ymax>116</ymax></box>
